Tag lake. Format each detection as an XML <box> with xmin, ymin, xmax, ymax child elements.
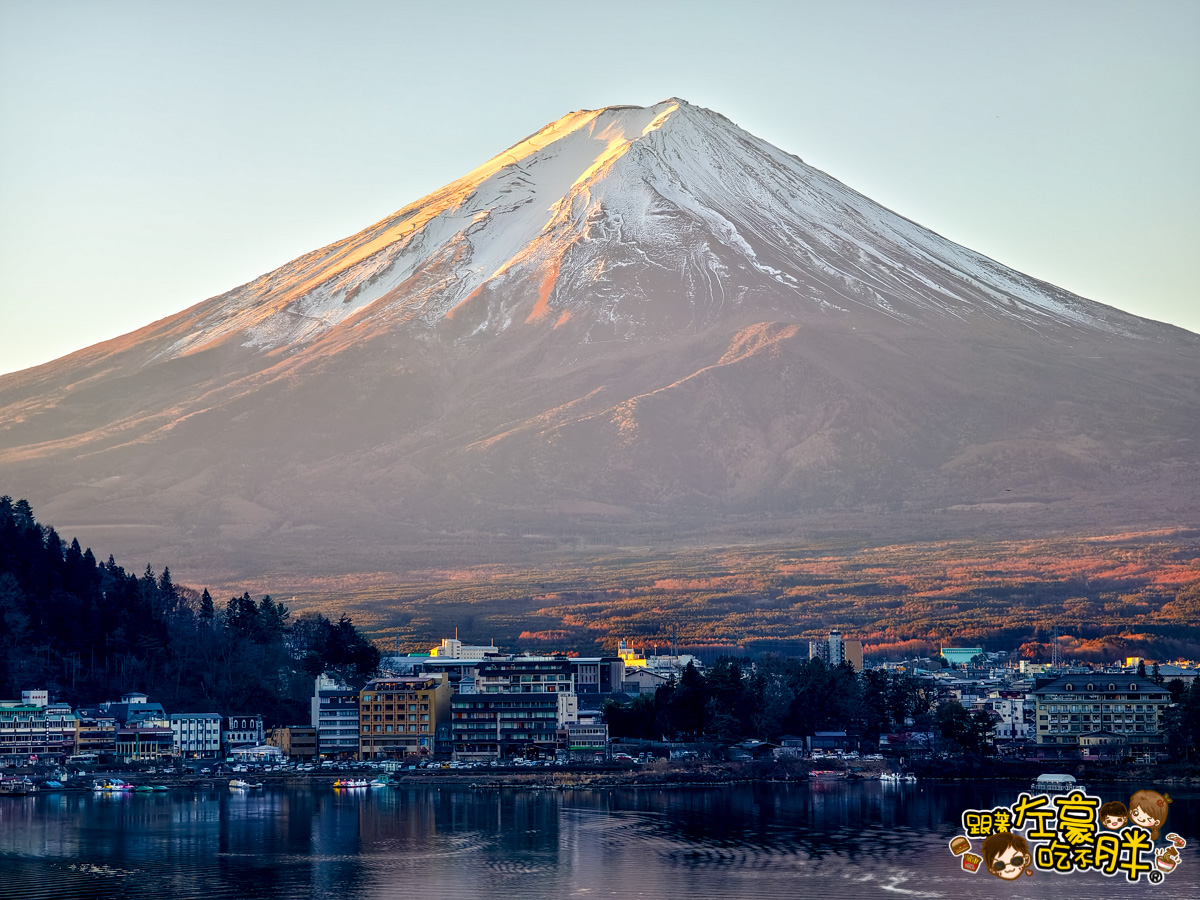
<box><xmin>0</xmin><ymin>781</ymin><xmax>1195</xmax><ymax>899</ymax></box>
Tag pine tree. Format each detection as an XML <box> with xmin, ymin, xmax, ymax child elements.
<box><xmin>199</xmin><ymin>588</ymin><xmax>215</xmax><ymax>621</ymax></box>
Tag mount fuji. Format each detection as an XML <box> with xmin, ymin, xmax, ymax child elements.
<box><xmin>2</xmin><ymin>98</ymin><xmax>1197</xmax><ymax>580</ymax></box>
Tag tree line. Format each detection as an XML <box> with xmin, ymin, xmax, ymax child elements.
<box><xmin>0</xmin><ymin>496</ymin><xmax>379</xmax><ymax>725</ymax></box>
<box><xmin>602</xmin><ymin>657</ymin><xmax>939</xmax><ymax>746</ymax></box>
<box><xmin>605</xmin><ymin>658</ymin><xmax>1200</xmax><ymax>763</ymax></box>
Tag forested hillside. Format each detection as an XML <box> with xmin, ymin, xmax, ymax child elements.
<box><xmin>0</xmin><ymin>497</ymin><xmax>378</xmax><ymax>724</ymax></box>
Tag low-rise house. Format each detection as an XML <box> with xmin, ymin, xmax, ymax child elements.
<box><xmin>811</xmin><ymin>731</ymin><xmax>857</xmax><ymax>753</ymax></box>
<box><xmin>620</xmin><ymin>668</ymin><xmax>672</xmax><ymax>695</ymax></box>
<box><xmin>229</xmin><ymin>743</ymin><xmax>283</xmax><ymax>762</ymax></box>
<box><xmin>563</xmin><ymin>722</ymin><xmax>609</xmax><ymax>760</ymax></box>
<box><xmin>773</xmin><ymin>735</ymin><xmax>806</xmax><ymax>758</ymax></box>
<box><xmin>730</xmin><ymin>739</ymin><xmax>778</xmax><ymax>761</ymax></box>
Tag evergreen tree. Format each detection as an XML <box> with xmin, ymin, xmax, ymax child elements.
<box><xmin>199</xmin><ymin>589</ymin><xmax>215</xmax><ymax>621</ymax></box>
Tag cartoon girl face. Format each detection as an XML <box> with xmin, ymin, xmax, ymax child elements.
<box><xmin>1131</xmin><ymin>806</ymin><xmax>1156</xmax><ymax>827</ymax></box>
<box><xmin>982</xmin><ymin>832</ymin><xmax>1030</xmax><ymax>881</ymax></box>
<box><xmin>1128</xmin><ymin>790</ymin><xmax>1170</xmax><ymax>840</ymax></box>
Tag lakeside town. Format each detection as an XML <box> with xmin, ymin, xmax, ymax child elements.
<box><xmin>4</xmin><ymin>628</ymin><xmax>1199</xmax><ymax>794</ymax></box>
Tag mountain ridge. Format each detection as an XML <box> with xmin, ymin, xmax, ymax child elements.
<box><xmin>1</xmin><ymin>99</ymin><xmax>1197</xmax><ymax>582</ymax></box>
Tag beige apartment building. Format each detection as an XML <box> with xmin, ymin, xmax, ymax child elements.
<box><xmin>359</xmin><ymin>674</ymin><xmax>450</xmax><ymax>758</ymax></box>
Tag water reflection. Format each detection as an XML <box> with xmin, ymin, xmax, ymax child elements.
<box><xmin>0</xmin><ymin>782</ymin><xmax>1194</xmax><ymax>899</ymax></box>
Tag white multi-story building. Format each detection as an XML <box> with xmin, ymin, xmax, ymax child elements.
<box><xmin>429</xmin><ymin>637</ymin><xmax>502</xmax><ymax>660</ymax></box>
<box><xmin>312</xmin><ymin>675</ymin><xmax>360</xmax><ymax>758</ymax></box>
<box><xmin>170</xmin><ymin>713</ymin><xmax>222</xmax><ymax>758</ymax></box>
<box><xmin>809</xmin><ymin>630</ymin><xmax>863</xmax><ymax>672</ymax></box>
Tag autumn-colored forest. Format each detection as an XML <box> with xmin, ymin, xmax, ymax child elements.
<box><xmin>227</xmin><ymin>529</ymin><xmax>1200</xmax><ymax>664</ymax></box>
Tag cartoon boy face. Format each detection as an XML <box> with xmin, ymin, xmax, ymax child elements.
<box><xmin>992</xmin><ymin>844</ymin><xmax>1027</xmax><ymax>880</ymax></box>
<box><xmin>1099</xmin><ymin>801</ymin><xmax>1128</xmax><ymax>830</ymax></box>
<box><xmin>982</xmin><ymin>832</ymin><xmax>1030</xmax><ymax>881</ymax></box>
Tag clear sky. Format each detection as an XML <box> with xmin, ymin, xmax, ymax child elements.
<box><xmin>1</xmin><ymin>0</ymin><xmax>1197</xmax><ymax>376</ymax></box>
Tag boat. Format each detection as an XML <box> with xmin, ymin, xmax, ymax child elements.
<box><xmin>333</xmin><ymin>778</ymin><xmax>370</xmax><ymax>789</ymax></box>
<box><xmin>1030</xmin><ymin>773</ymin><xmax>1082</xmax><ymax>795</ymax></box>
<box><xmin>808</xmin><ymin>770</ymin><xmax>843</xmax><ymax>781</ymax></box>
<box><xmin>134</xmin><ymin>785</ymin><xmax>155</xmax><ymax>793</ymax></box>
<box><xmin>229</xmin><ymin>779</ymin><xmax>263</xmax><ymax>790</ymax></box>
<box><xmin>879</xmin><ymin>772</ymin><xmax>918</xmax><ymax>783</ymax></box>
<box><xmin>93</xmin><ymin>779</ymin><xmax>133</xmax><ymax>792</ymax></box>
<box><xmin>0</xmin><ymin>777</ymin><xmax>37</xmax><ymax>795</ymax></box>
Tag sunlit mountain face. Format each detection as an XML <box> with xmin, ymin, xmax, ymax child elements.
<box><xmin>1</xmin><ymin>99</ymin><xmax>1197</xmax><ymax>582</ymax></box>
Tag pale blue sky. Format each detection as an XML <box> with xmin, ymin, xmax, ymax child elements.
<box><xmin>1</xmin><ymin>0</ymin><xmax>1197</xmax><ymax>375</ymax></box>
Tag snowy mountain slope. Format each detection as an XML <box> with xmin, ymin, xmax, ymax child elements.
<box><xmin>141</xmin><ymin>98</ymin><xmax>1155</xmax><ymax>365</ymax></box>
<box><xmin>0</xmin><ymin>99</ymin><xmax>1196</xmax><ymax>581</ymax></box>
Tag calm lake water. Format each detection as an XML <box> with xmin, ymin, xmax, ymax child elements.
<box><xmin>1</xmin><ymin>781</ymin><xmax>1196</xmax><ymax>899</ymax></box>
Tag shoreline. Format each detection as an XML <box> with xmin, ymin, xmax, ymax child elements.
<box><xmin>19</xmin><ymin>758</ymin><xmax>1200</xmax><ymax>794</ymax></box>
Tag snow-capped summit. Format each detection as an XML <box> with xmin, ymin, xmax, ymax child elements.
<box><xmin>1</xmin><ymin>100</ymin><xmax>1196</xmax><ymax>581</ymax></box>
<box><xmin>155</xmin><ymin>98</ymin><xmax>1141</xmax><ymax>364</ymax></box>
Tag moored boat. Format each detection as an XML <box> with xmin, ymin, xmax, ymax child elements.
<box><xmin>1030</xmin><ymin>773</ymin><xmax>1082</xmax><ymax>794</ymax></box>
<box><xmin>0</xmin><ymin>777</ymin><xmax>37</xmax><ymax>795</ymax></box>
<box><xmin>93</xmin><ymin>779</ymin><xmax>133</xmax><ymax>792</ymax></box>
<box><xmin>808</xmin><ymin>770</ymin><xmax>843</xmax><ymax>781</ymax></box>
